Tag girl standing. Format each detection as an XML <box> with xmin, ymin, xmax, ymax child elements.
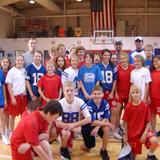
<box><xmin>5</xmin><ymin>55</ymin><xmax>27</xmax><ymax>135</ymax></box>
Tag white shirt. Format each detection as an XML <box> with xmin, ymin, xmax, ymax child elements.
<box><xmin>130</xmin><ymin>49</ymin><xmax>146</xmax><ymax>60</ymax></box>
<box><xmin>61</xmin><ymin>66</ymin><xmax>79</xmax><ymax>95</ymax></box>
<box><xmin>130</xmin><ymin>67</ymin><xmax>151</xmax><ymax>99</ymax></box>
<box><xmin>5</xmin><ymin>67</ymin><xmax>26</xmax><ymax>96</ymax></box>
<box><xmin>58</xmin><ymin>97</ymin><xmax>91</xmax><ymax>123</ymax></box>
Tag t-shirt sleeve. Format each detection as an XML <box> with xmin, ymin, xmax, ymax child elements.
<box><xmin>24</xmin><ymin>120</ymin><xmax>39</xmax><ymax>146</ymax></box>
<box><xmin>87</xmin><ymin>103</ymin><xmax>96</xmax><ymax>121</ymax></box>
<box><xmin>113</xmin><ymin>66</ymin><xmax>118</xmax><ymax>81</ymax></box>
<box><xmin>80</xmin><ymin>100</ymin><xmax>91</xmax><ymax>119</ymax></box>
<box><xmin>103</xmin><ymin>101</ymin><xmax>111</xmax><ymax>119</ymax></box>
<box><xmin>25</xmin><ymin>66</ymin><xmax>30</xmax><ymax>80</ymax></box>
<box><xmin>5</xmin><ymin>69</ymin><xmax>13</xmax><ymax>84</ymax></box>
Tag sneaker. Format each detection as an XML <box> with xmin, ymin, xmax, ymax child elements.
<box><xmin>147</xmin><ymin>154</ymin><xmax>158</xmax><ymax>160</ymax></box>
<box><xmin>2</xmin><ymin>135</ymin><xmax>10</xmax><ymax>145</ymax></box>
<box><xmin>100</xmin><ymin>149</ymin><xmax>110</xmax><ymax>160</ymax></box>
<box><xmin>113</xmin><ymin>132</ymin><xmax>123</xmax><ymax>140</ymax></box>
<box><xmin>60</xmin><ymin>147</ymin><xmax>71</xmax><ymax>160</ymax></box>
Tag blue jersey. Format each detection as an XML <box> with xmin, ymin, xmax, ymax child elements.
<box><xmin>87</xmin><ymin>99</ymin><xmax>111</xmax><ymax>121</ymax></box>
<box><xmin>97</xmin><ymin>63</ymin><xmax>117</xmax><ymax>92</ymax></box>
<box><xmin>25</xmin><ymin>63</ymin><xmax>46</xmax><ymax>97</ymax></box>
<box><xmin>0</xmin><ymin>69</ymin><xmax>5</xmax><ymax>106</ymax></box>
<box><xmin>78</xmin><ymin>65</ymin><xmax>103</xmax><ymax>102</ymax></box>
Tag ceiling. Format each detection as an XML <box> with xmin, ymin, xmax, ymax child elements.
<box><xmin>0</xmin><ymin>0</ymin><xmax>160</xmax><ymax>16</ymax></box>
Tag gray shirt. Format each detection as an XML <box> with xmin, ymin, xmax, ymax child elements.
<box><xmin>23</xmin><ymin>51</ymin><xmax>33</xmax><ymax>68</ymax></box>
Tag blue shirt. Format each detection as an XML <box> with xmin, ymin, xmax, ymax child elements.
<box><xmin>25</xmin><ymin>63</ymin><xmax>46</xmax><ymax>97</ymax></box>
<box><xmin>78</xmin><ymin>65</ymin><xmax>103</xmax><ymax>102</ymax></box>
<box><xmin>0</xmin><ymin>69</ymin><xmax>5</xmax><ymax>106</ymax></box>
<box><xmin>87</xmin><ymin>99</ymin><xmax>111</xmax><ymax>121</ymax></box>
<box><xmin>97</xmin><ymin>63</ymin><xmax>117</xmax><ymax>92</ymax></box>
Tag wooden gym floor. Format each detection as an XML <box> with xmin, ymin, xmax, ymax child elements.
<box><xmin>0</xmin><ymin>117</ymin><xmax>160</xmax><ymax>160</ymax></box>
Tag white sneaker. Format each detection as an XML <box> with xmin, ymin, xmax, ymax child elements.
<box><xmin>2</xmin><ymin>135</ymin><xmax>10</xmax><ymax>145</ymax></box>
<box><xmin>113</xmin><ymin>132</ymin><xmax>122</xmax><ymax>140</ymax></box>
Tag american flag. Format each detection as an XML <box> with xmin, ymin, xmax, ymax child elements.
<box><xmin>90</xmin><ymin>0</ymin><xmax>115</xmax><ymax>32</ymax></box>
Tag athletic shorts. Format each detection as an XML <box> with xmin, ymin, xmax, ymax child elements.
<box><xmin>103</xmin><ymin>91</ymin><xmax>117</xmax><ymax>108</ymax></box>
<box><xmin>129</xmin><ymin>130</ymin><xmax>154</xmax><ymax>155</ymax></box>
<box><xmin>150</xmin><ymin>99</ymin><xmax>160</xmax><ymax>115</ymax></box>
<box><xmin>8</xmin><ymin>95</ymin><xmax>27</xmax><ymax>116</ymax></box>
<box><xmin>116</xmin><ymin>96</ymin><xmax>129</xmax><ymax>106</ymax></box>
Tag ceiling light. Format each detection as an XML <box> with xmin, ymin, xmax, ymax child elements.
<box><xmin>76</xmin><ymin>0</ymin><xmax>82</xmax><ymax>2</ymax></box>
<box><xmin>29</xmin><ymin>0</ymin><xmax>35</xmax><ymax>4</ymax></box>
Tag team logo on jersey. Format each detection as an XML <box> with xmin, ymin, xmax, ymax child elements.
<box><xmin>83</xmin><ymin>73</ymin><xmax>95</xmax><ymax>83</ymax></box>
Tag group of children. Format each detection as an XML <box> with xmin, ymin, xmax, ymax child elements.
<box><xmin>0</xmin><ymin>37</ymin><xmax>160</xmax><ymax>160</ymax></box>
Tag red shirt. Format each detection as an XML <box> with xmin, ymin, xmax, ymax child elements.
<box><xmin>78</xmin><ymin>61</ymin><xmax>85</xmax><ymax>69</ymax></box>
<box><xmin>117</xmin><ymin>64</ymin><xmax>134</xmax><ymax>98</ymax></box>
<box><xmin>150</xmin><ymin>70</ymin><xmax>160</xmax><ymax>99</ymax></box>
<box><xmin>122</xmin><ymin>101</ymin><xmax>151</xmax><ymax>140</ymax></box>
<box><xmin>38</xmin><ymin>74</ymin><xmax>62</xmax><ymax>105</ymax></box>
<box><xmin>11</xmin><ymin>110</ymin><xmax>48</xmax><ymax>151</ymax></box>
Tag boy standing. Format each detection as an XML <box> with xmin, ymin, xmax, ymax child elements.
<box><xmin>123</xmin><ymin>85</ymin><xmax>159</xmax><ymax>160</ymax></box>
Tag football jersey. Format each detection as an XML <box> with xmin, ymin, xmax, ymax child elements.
<box><xmin>0</xmin><ymin>69</ymin><xmax>5</xmax><ymax>106</ymax></box>
<box><xmin>122</xmin><ymin>101</ymin><xmax>151</xmax><ymax>140</ymax></box>
<box><xmin>150</xmin><ymin>70</ymin><xmax>160</xmax><ymax>99</ymax></box>
<box><xmin>129</xmin><ymin>49</ymin><xmax>146</xmax><ymax>64</ymax></box>
<box><xmin>78</xmin><ymin>64</ymin><xmax>103</xmax><ymax>101</ymax></box>
<box><xmin>61</xmin><ymin>66</ymin><xmax>78</xmax><ymax>95</ymax></box>
<box><xmin>55</xmin><ymin>68</ymin><xmax>63</xmax><ymax>77</ymax></box>
<box><xmin>87</xmin><ymin>99</ymin><xmax>111</xmax><ymax>121</ymax></box>
<box><xmin>130</xmin><ymin>67</ymin><xmax>151</xmax><ymax>99</ymax></box>
<box><xmin>58</xmin><ymin>97</ymin><xmax>91</xmax><ymax>123</ymax></box>
<box><xmin>25</xmin><ymin>63</ymin><xmax>46</xmax><ymax>97</ymax></box>
<box><xmin>97</xmin><ymin>62</ymin><xmax>117</xmax><ymax>92</ymax></box>
<box><xmin>117</xmin><ymin>64</ymin><xmax>134</xmax><ymax>98</ymax></box>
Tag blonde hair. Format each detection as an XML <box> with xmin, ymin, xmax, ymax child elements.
<box><xmin>120</xmin><ymin>52</ymin><xmax>129</xmax><ymax>60</ymax></box>
<box><xmin>129</xmin><ymin>85</ymin><xmax>141</xmax><ymax>102</ymax></box>
<box><xmin>144</xmin><ymin>44</ymin><xmax>153</xmax><ymax>51</ymax></box>
<box><xmin>70</xmin><ymin>55</ymin><xmax>79</xmax><ymax>62</ymax></box>
<box><xmin>46</xmin><ymin>60</ymin><xmax>55</xmax><ymax>67</ymax></box>
<box><xmin>63</xmin><ymin>80</ymin><xmax>74</xmax><ymax>88</ymax></box>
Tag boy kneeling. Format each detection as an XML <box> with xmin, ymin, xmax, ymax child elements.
<box><xmin>81</xmin><ymin>85</ymin><xmax>112</xmax><ymax>160</ymax></box>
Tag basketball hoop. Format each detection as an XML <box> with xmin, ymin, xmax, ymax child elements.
<box><xmin>93</xmin><ymin>30</ymin><xmax>114</xmax><ymax>44</ymax></box>
<box><xmin>101</xmin><ymin>35</ymin><xmax>106</xmax><ymax>43</ymax></box>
